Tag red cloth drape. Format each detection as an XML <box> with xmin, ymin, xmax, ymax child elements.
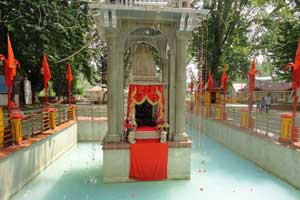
<box><xmin>129</xmin><ymin>140</ymin><xmax>168</xmax><ymax>181</ymax></box>
<box><xmin>127</xmin><ymin>84</ymin><xmax>164</xmax><ymax>124</ymax></box>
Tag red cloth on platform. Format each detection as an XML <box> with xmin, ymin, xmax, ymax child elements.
<box><xmin>136</xmin><ymin>126</ymin><xmax>157</xmax><ymax>131</ymax></box>
<box><xmin>129</xmin><ymin>141</ymin><xmax>168</xmax><ymax>181</ymax></box>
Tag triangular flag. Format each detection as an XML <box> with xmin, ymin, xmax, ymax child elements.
<box><xmin>207</xmin><ymin>72</ymin><xmax>213</xmax><ymax>89</ymax></box>
<box><xmin>221</xmin><ymin>65</ymin><xmax>227</xmax><ymax>91</ymax></box>
<box><xmin>42</xmin><ymin>53</ymin><xmax>51</xmax><ymax>89</ymax></box>
<box><xmin>66</xmin><ymin>64</ymin><xmax>73</xmax><ymax>81</ymax></box>
<box><xmin>7</xmin><ymin>34</ymin><xmax>16</xmax><ymax>80</ymax></box>
<box><xmin>294</xmin><ymin>39</ymin><xmax>300</xmax><ymax>70</ymax></box>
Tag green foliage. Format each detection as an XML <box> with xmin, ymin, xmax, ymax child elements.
<box><xmin>192</xmin><ymin>0</ymin><xmax>300</xmax><ymax>83</ymax></box>
<box><xmin>191</xmin><ymin>0</ymin><xmax>253</xmax><ymax>84</ymax></box>
<box><xmin>253</xmin><ymin>0</ymin><xmax>300</xmax><ymax>81</ymax></box>
<box><xmin>0</xmin><ymin>0</ymin><xmax>102</xmax><ymax>100</ymax></box>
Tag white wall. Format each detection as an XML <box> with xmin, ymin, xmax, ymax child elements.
<box><xmin>0</xmin><ymin>94</ymin><xmax>8</xmax><ymax>106</ymax></box>
<box><xmin>0</xmin><ymin>123</ymin><xmax>77</xmax><ymax>200</ymax></box>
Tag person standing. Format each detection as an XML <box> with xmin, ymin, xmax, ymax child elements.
<box><xmin>265</xmin><ymin>93</ymin><xmax>272</xmax><ymax>113</ymax></box>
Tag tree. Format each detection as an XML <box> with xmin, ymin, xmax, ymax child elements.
<box><xmin>252</xmin><ymin>0</ymin><xmax>300</xmax><ymax>81</ymax></box>
<box><xmin>0</xmin><ymin>0</ymin><xmax>102</xmax><ymax>103</ymax></box>
<box><xmin>191</xmin><ymin>0</ymin><xmax>253</xmax><ymax>86</ymax></box>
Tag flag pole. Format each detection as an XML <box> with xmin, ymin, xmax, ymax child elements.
<box><xmin>7</xmin><ymin>86</ymin><xmax>11</xmax><ymax>113</ymax></box>
<box><xmin>45</xmin><ymin>87</ymin><xmax>48</xmax><ymax>111</ymax></box>
<box><xmin>292</xmin><ymin>88</ymin><xmax>298</xmax><ymax>141</ymax></box>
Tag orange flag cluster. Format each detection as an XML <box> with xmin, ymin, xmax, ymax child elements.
<box><xmin>1</xmin><ymin>33</ymin><xmax>74</xmax><ymax>112</ymax></box>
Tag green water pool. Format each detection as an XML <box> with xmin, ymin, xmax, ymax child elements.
<box><xmin>12</xmin><ymin>128</ymin><xmax>300</xmax><ymax>200</ymax></box>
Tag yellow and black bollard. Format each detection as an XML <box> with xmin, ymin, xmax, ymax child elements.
<box><xmin>216</xmin><ymin>105</ymin><xmax>223</xmax><ymax>120</ymax></box>
<box><xmin>279</xmin><ymin>113</ymin><xmax>292</xmax><ymax>143</ymax></box>
<box><xmin>71</xmin><ymin>105</ymin><xmax>76</xmax><ymax>120</ymax></box>
<box><xmin>0</xmin><ymin>107</ymin><xmax>4</xmax><ymax>147</ymax></box>
<box><xmin>11</xmin><ymin>114</ymin><xmax>22</xmax><ymax>145</ymax></box>
<box><xmin>241</xmin><ymin>108</ymin><xmax>248</xmax><ymax>128</ymax></box>
<box><xmin>49</xmin><ymin>108</ymin><xmax>56</xmax><ymax>129</ymax></box>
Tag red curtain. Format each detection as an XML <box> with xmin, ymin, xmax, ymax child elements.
<box><xmin>129</xmin><ymin>140</ymin><xmax>168</xmax><ymax>181</ymax></box>
<box><xmin>127</xmin><ymin>84</ymin><xmax>164</xmax><ymax>125</ymax></box>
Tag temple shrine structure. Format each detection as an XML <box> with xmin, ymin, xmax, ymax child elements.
<box><xmin>90</xmin><ymin>0</ymin><xmax>208</xmax><ymax>182</ymax></box>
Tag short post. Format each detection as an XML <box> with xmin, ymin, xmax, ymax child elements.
<box><xmin>216</xmin><ymin>105</ymin><xmax>223</xmax><ymax>120</ymax></box>
<box><xmin>241</xmin><ymin>108</ymin><xmax>248</xmax><ymax>128</ymax></box>
<box><xmin>204</xmin><ymin>91</ymin><xmax>211</xmax><ymax>117</ymax></box>
<box><xmin>11</xmin><ymin>114</ymin><xmax>22</xmax><ymax>145</ymax></box>
<box><xmin>48</xmin><ymin>108</ymin><xmax>56</xmax><ymax>129</ymax></box>
<box><xmin>0</xmin><ymin>107</ymin><xmax>4</xmax><ymax>147</ymax></box>
<box><xmin>279</xmin><ymin>113</ymin><xmax>292</xmax><ymax>143</ymax></box>
<box><xmin>70</xmin><ymin>105</ymin><xmax>76</xmax><ymax>120</ymax></box>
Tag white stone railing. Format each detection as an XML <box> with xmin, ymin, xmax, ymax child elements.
<box><xmin>107</xmin><ymin>0</ymin><xmax>169</xmax><ymax>7</ymax></box>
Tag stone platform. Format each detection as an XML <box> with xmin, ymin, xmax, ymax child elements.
<box><xmin>102</xmin><ymin>141</ymin><xmax>192</xmax><ymax>183</ymax></box>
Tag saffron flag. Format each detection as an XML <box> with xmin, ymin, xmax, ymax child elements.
<box><xmin>5</xmin><ymin>34</ymin><xmax>16</xmax><ymax>82</ymax></box>
<box><xmin>66</xmin><ymin>63</ymin><xmax>73</xmax><ymax>104</ymax></box>
<box><xmin>249</xmin><ymin>57</ymin><xmax>256</xmax><ymax>91</ymax></box>
<box><xmin>189</xmin><ymin>81</ymin><xmax>194</xmax><ymax>94</ymax></box>
<box><xmin>293</xmin><ymin>39</ymin><xmax>300</xmax><ymax>88</ymax></box>
<box><xmin>207</xmin><ymin>72</ymin><xmax>213</xmax><ymax>89</ymax></box>
<box><xmin>221</xmin><ymin>65</ymin><xmax>227</xmax><ymax>92</ymax></box>
<box><xmin>7</xmin><ymin>34</ymin><xmax>16</xmax><ymax>81</ymax></box>
<box><xmin>66</xmin><ymin>63</ymin><xmax>73</xmax><ymax>82</ymax></box>
<box><xmin>41</xmin><ymin>53</ymin><xmax>51</xmax><ymax>89</ymax></box>
<box><xmin>250</xmin><ymin>56</ymin><xmax>256</xmax><ymax>75</ymax></box>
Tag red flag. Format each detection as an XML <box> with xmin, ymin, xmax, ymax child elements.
<box><xmin>249</xmin><ymin>57</ymin><xmax>256</xmax><ymax>91</ymax></box>
<box><xmin>250</xmin><ymin>56</ymin><xmax>256</xmax><ymax>75</ymax></box>
<box><xmin>189</xmin><ymin>81</ymin><xmax>194</xmax><ymax>94</ymax></box>
<box><xmin>66</xmin><ymin>63</ymin><xmax>73</xmax><ymax>104</ymax></box>
<box><xmin>41</xmin><ymin>53</ymin><xmax>51</xmax><ymax>89</ymax></box>
<box><xmin>7</xmin><ymin>34</ymin><xmax>16</xmax><ymax>79</ymax></box>
<box><xmin>221</xmin><ymin>65</ymin><xmax>227</xmax><ymax>92</ymax></box>
<box><xmin>294</xmin><ymin>39</ymin><xmax>300</xmax><ymax>70</ymax></box>
<box><xmin>293</xmin><ymin>39</ymin><xmax>300</xmax><ymax>88</ymax></box>
<box><xmin>7</xmin><ymin>34</ymin><xmax>17</xmax><ymax>82</ymax></box>
<box><xmin>207</xmin><ymin>72</ymin><xmax>213</xmax><ymax>89</ymax></box>
<box><xmin>66</xmin><ymin>63</ymin><xmax>73</xmax><ymax>81</ymax></box>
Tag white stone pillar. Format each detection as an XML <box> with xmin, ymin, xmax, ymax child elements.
<box><xmin>105</xmin><ymin>30</ymin><xmax>124</xmax><ymax>142</ymax></box>
<box><xmin>168</xmin><ymin>49</ymin><xmax>176</xmax><ymax>140</ymax></box>
<box><xmin>162</xmin><ymin>57</ymin><xmax>169</xmax><ymax>123</ymax></box>
<box><xmin>174</xmin><ymin>31</ymin><xmax>189</xmax><ymax>142</ymax></box>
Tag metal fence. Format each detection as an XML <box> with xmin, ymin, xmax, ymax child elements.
<box><xmin>76</xmin><ymin>104</ymin><xmax>107</xmax><ymax>119</ymax></box>
<box><xmin>188</xmin><ymin>102</ymin><xmax>300</xmax><ymax>141</ymax></box>
<box><xmin>0</xmin><ymin>106</ymin><xmax>74</xmax><ymax>150</ymax></box>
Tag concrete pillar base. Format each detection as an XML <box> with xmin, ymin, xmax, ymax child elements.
<box><xmin>104</xmin><ymin>133</ymin><xmax>121</xmax><ymax>143</ymax></box>
<box><xmin>173</xmin><ymin>133</ymin><xmax>189</xmax><ymax>142</ymax></box>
